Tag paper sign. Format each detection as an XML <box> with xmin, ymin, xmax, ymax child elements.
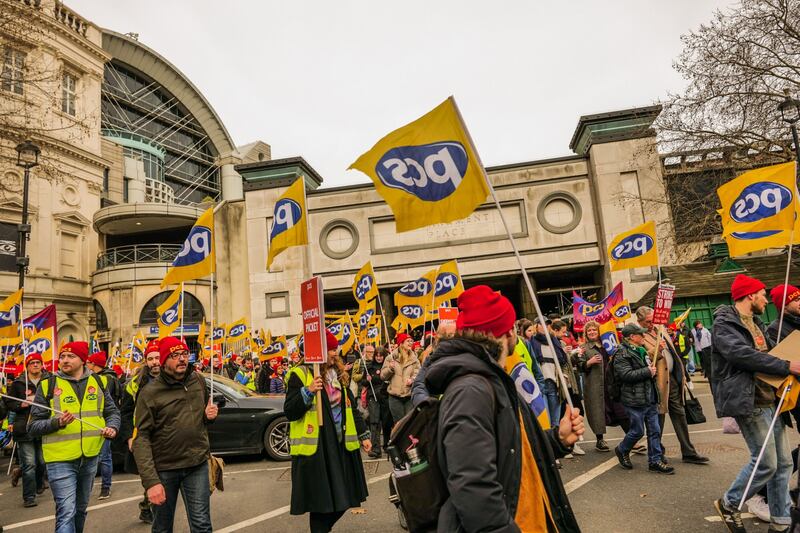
<box><xmin>300</xmin><ymin>276</ymin><xmax>326</xmax><ymax>364</ymax></box>
<box><xmin>652</xmin><ymin>284</ymin><xmax>676</xmax><ymax>326</ymax></box>
<box><xmin>438</xmin><ymin>307</ymin><xmax>458</xmax><ymax>324</ymax></box>
<box><xmin>757</xmin><ymin>329</ymin><xmax>800</xmax><ymax>388</ymax></box>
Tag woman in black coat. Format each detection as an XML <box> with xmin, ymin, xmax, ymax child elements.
<box><xmin>284</xmin><ymin>336</ymin><xmax>372</xmax><ymax>533</ymax></box>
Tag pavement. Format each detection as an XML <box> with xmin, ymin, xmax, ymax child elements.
<box><xmin>0</xmin><ymin>381</ymin><xmax>790</xmax><ymax>532</ymax></box>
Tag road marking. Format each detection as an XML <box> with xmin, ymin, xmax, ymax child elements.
<box><xmin>564</xmin><ymin>457</ymin><xmax>618</xmax><ymax>494</ymax></box>
<box><xmin>704</xmin><ymin>512</ymin><xmax>756</xmax><ymax>522</ymax></box>
<box><xmin>4</xmin><ymin>495</ymin><xmax>142</xmax><ymax>530</ymax></box>
<box><xmin>603</xmin><ymin>427</ymin><xmax>722</xmax><ymax>444</ymax></box>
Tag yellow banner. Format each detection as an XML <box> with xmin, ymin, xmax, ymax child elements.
<box><xmin>267</xmin><ymin>178</ymin><xmax>309</xmax><ymax>268</ymax></box>
<box><xmin>327</xmin><ymin>313</ymin><xmax>355</xmax><ymax>354</ymax></box>
<box><xmin>157</xmin><ymin>287</ymin><xmax>183</xmax><ymax>337</ymax></box>
<box><xmin>355</xmin><ymin>299</ymin><xmax>377</xmax><ymax>334</ymax></box>
<box><xmin>610</xmin><ymin>299</ymin><xmax>632</xmax><ymax>322</ymax></box>
<box><xmin>353</xmin><ymin>261</ymin><xmax>379</xmax><ymax>310</ymax></box>
<box><xmin>26</xmin><ymin>327</ymin><xmax>55</xmax><ymax>363</ymax></box>
<box><xmin>394</xmin><ymin>268</ymin><xmax>437</xmax><ymax>308</ymax></box>
<box><xmin>608</xmin><ymin>220</ymin><xmax>659</xmax><ymax>272</ymax></box>
<box><xmin>434</xmin><ymin>260</ymin><xmax>465</xmax><ymax>307</ymax></box>
<box><xmin>348</xmin><ymin>97</ymin><xmax>489</xmax><ymax>233</ymax></box>
<box><xmin>227</xmin><ymin>318</ymin><xmax>249</xmax><ymax>341</ymax></box>
<box><xmin>718</xmin><ymin>162</ymin><xmax>797</xmax><ymax>236</ymax></box>
<box><xmin>162</xmin><ymin>207</ymin><xmax>215</xmax><ymax>287</ymax></box>
<box><xmin>261</xmin><ymin>335</ymin><xmax>287</xmax><ymax>362</ymax></box>
<box><xmin>0</xmin><ymin>288</ymin><xmax>23</xmax><ymax>338</ymax></box>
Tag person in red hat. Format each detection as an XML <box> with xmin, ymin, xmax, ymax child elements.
<box><xmin>85</xmin><ymin>351</ymin><xmax>122</xmax><ymax>500</ymax></box>
<box><xmin>6</xmin><ymin>351</ymin><xmax>51</xmax><ymax>507</ymax></box>
<box><xmin>380</xmin><ymin>332</ymin><xmax>420</xmax><ymax>423</ymax></box>
<box><xmin>119</xmin><ymin>338</ymin><xmax>161</xmax><ymax>524</ymax></box>
<box><xmin>712</xmin><ymin>274</ymin><xmax>800</xmax><ymax>531</ymax></box>
<box><xmin>284</xmin><ymin>328</ymin><xmax>372</xmax><ymax>532</ymax></box>
<box><xmin>28</xmin><ymin>341</ymin><xmax>120</xmax><ymax>533</ymax></box>
<box><xmin>423</xmin><ymin>285</ymin><xmax>583</xmax><ymax>532</ymax></box>
<box><xmin>767</xmin><ymin>283</ymin><xmax>800</xmax><ymax>344</ymax></box>
<box><xmin>132</xmin><ymin>336</ymin><xmax>218</xmax><ymax>532</ymax></box>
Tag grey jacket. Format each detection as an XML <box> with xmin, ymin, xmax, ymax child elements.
<box><xmin>27</xmin><ymin>368</ymin><xmax>121</xmax><ymax>439</ymax></box>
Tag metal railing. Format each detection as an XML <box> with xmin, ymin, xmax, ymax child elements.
<box><xmin>96</xmin><ymin>244</ymin><xmax>182</xmax><ymax>270</ymax></box>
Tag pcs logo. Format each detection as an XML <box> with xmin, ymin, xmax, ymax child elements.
<box><xmin>611</xmin><ymin>234</ymin><xmax>654</xmax><ymax>261</ymax></box>
<box><xmin>400</xmin><ymin>279</ymin><xmax>433</xmax><ymax>298</ymax></box>
<box><xmin>730</xmin><ymin>229</ymin><xmax>783</xmax><ymax>241</ymax></box>
<box><xmin>212</xmin><ymin>327</ymin><xmax>225</xmax><ymax>340</ymax></box>
<box><xmin>229</xmin><ymin>324</ymin><xmax>246</xmax><ymax>338</ymax></box>
<box><xmin>161</xmin><ymin>303</ymin><xmax>181</xmax><ymax>326</ymax></box>
<box><xmin>579</xmin><ymin>302</ymin><xmax>605</xmax><ymax>316</ymax></box>
<box><xmin>434</xmin><ymin>272</ymin><xmax>458</xmax><ymax>297</ymax></box>
<box><xmin>400</xmin><ymin>305</ymin><xmax>424</xmax><ymax>319</ymax></box>
<box><xmin>271</xmin><ymin>198</ymin><xmax>303</xmax><ymax>239</ymax></box>
<box><xmin>601</xmin><ymin>331</ymin><xmax>619</xmax><ymax>354</ymax></box>
<box><xmin>367</xmin><ymin>326</ymin><xmax>379</xmax><ymax>338</ymax></box>
<box><xmin>264</xmin><ymin>341</ymin><xmax>284</xmax><ymax>355</ymax></box>
<box><xmin>0</xmin><ymin>304</ymin><xmax>20</xmax><ymax>327</ymax></box>
<box><xmin>174</xmin><ymin>226</ymin><xmax>212</xmax><ymax>267</ymax></box>
<box><xmin>25</xmin><ymin>338</ymin><xmax>50</xmax><ymax>357</ymax></box>
<box><xmin>613</xmin><ymin>306</ymin><xmax>631</xmax><ymax>319</ymax></box>
<box><xmin>354</xmin><ymin>274</ymin><xmax>374</xmax><ymax>301</ymax></box>
<box><xmin>731</xmin><ymin>182</ymin><xmax>792</xmax><ymax>223</ymax></box>
<box><xmin>358</xmin><ymin>309</ymin><xmax>375</xmax><ymax>329</ymax></box>
<box><xmin>376</xmin><ymin>142</ymin><xmax>468</xmax><ymax>202</ymax></box>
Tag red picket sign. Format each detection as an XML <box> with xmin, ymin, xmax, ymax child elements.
<box><xmin>300</xmin><ymin>276</ymin><xmax>327</xmax><ymax>365</ymax></box>
<box><xmin>652</xmin><ymin>284</ymin><xmax>676</xmax><ymax>326</ymax></box>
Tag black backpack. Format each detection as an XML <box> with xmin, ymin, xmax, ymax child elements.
<box><xmin>607</xmin><ymin>355</ymin><xmax>622</xmax><ymax>401</ymax></box>
<box><xmin>387</xmin><ymin>375</ymin><xmax>495</xmax><ymax>533</ymax></box>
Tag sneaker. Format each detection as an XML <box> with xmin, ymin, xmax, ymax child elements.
<box><xmin>572</xmin><ymin>443</ymin><xmax>586</xmax><ymax>456</ymax></box>
<box><xmin>139</xmin><ymin>507</ymin><xmax>154</xmax><ymax>524</ymax></box>
<box><xmin>563</xmin><ymin>453</ymin><xmax>574</xmax><ymax>459</ymax></box>
<box><xmin>36</xmin><ymin>482</ymin><xmax>48</xmax><ymax>495</ymax></box>
<box><xmin>631</xmin><ymin>444</ymin><xmax>647</xmax><ymax>455</ymax></box>
<box><xmin>682</xmin><ymin>454</ymin><xmax>710</xmax><ymax>464</ymax></box>
<box><xmin>595</xmin><ymin>439</ymin><xmax>610</xmax><ymax>452</ymax></box>
<box><xmin>23</xmin><ymin>499</ymin><xmax>37</xmax><ymax>508</ymax></box>
<box><xmin>10</xmin><ymin>466</ymin><xmax>22</xmax><ymax>487</ymax></box>
<box><xmin>555</xmin><ymin>459</ymin><xmax>562</xmax><ymax>469</ymax></box>
<box><xmin>745</xmin><ymin>495</ymin><xmax>770</xmax><ymax>522</ymax></box>
<box><xmin>767</xmin><ymin>526</ymin><xmax>790</xmax><ymax>533</ymax></box>
<box><xmin>648</xmin><ymin>461</ymin><xmax>675</xmax><ymax>474</ymax></box>
<box><xmin>614</xmin><ymin>446</ymin><xmax>633</xmax><ymax>470</ymax></box>
<box><xmin>98</xmin><ymin>487</ymin><xmax>111</xmax><ymax>500</ymax></box>
<box><xmin>715</xmin><ymin>498</ymin><xmax>746</xmax><ymax>533</ymax></box>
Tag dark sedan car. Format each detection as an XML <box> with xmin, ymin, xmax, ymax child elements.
<box><xmin>112</xmin><ymin>373</ymin><xmax>289</xmax><ymax>469</ymax></box>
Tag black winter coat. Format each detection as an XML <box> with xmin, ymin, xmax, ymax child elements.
<box><xmin>425</xmin><ymin>337</ymin><xmax>580</xmax><ymax>533</ymax></box>
<box><xmin>711</xmin><ymin>305</ymin><xmax>788</xmax><ymax>418</ymax></box>
<box><xmin>365</xmin><ymin>359</ymin><xmax>389</xmax><ymax>400</ymax></box>
<box><xmin>284</xmin><ymin>368</ymin><xmax>369</xmax><ymax>515</ymax></box>
<box><xmin>613</xmin><ymin>342</ymin><xmax>658</xmax><ymax>408</ymax></box>
<box><xmin>767</xmin><ymin>312</ymin><xmax>800</xmax><ymax>345</ymax></box>
<box><xmin>6</xmin><ymin>372</ymin><xmax>50</xmax><ymax>441</ymax></box>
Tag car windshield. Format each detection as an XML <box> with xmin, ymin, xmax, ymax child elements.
<box><xmin>202</xmin><ymin>374</ymin><xmax>258</xmax><ymax>399</ymax></box>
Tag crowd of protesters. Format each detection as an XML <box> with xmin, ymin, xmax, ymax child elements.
<box><xmin>4</xmin><ymin>275</ymin><xmax>800</xmax><ymax>531</ymax></box>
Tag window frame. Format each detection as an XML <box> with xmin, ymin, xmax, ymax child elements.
<box><xmin>61</xmin><ymin>70</ymin><xmax>77</xmax><ymax>116</ymax></box>
<box><xmin>1</xmin><ymin>47</ymin><xmax>26</xmax><ymax>95</ymax></box>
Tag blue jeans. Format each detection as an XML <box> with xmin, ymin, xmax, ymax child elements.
<box><xmin>18</xmin><ymin>439</ymin><xmax>46</xmax><ymax>502</ymax></box>
<box><xmin>152</xmin><ymin>461</ymin><xmax>211</xmax><ymax>533</ymax></box>
<box><xmin>96</xmin><ymin>440</ymin><xmax>112</xmax><ymax>490</ymax></box>
<box><xmin>618</xmin><ymin>403</ymin><xmax>664</xmax><ymax>464</ymax></box>
<box><xmin>543</xmin><ymin>379</ymin><xmax>561</xmax><ymax>427</ymax></box>
<box><xmin>47</xmin><ymin>456</ymin><xmax>99</xmax><ymax>533</ymax></box>
<box><xmin>724</xmin><ymin>406</ymin><xmax>792</xmax><ymax>526</ymax></box>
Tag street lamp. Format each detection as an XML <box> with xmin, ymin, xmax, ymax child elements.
<box><xmin>778</xmin><ymin>89</ymin><xmax>800</xmax><ymax>166</ymax></box>
<box><xmin>15</xmin><ymin>140</ymin><xmax>39</xmax><ymax>291</ymax></box>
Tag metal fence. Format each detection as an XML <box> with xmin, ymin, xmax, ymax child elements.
<box><xmin>96</xmin><ymin>244</ymin><xmax>182</xmax><ymax>269</ymax></box>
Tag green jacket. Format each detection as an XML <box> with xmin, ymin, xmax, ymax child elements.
<box><xmin>132</xmin><ymin>367</ymin><xmax>212</xmax><ymax>490</ymax></box>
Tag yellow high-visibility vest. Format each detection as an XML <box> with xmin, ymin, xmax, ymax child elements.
<box><xmin>286</xmin><ymin>366</ymin><xmax>360</xmax><ymax>456</ymax></box>
<box><xmin>41</xmin><ymin>375</ymin><xmax>106</xmax><ymax>463</ymax></box>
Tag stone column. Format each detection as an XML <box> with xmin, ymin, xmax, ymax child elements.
<box><xmin>221</xmin><ymin>163</ymin><xmax>243</xmax><ymax>201</ymax></box>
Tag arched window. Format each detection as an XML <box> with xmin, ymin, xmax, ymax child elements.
<box><xmin>139</xmin><ymin>291</ymin><xmax>204</xmax><ymax>325</ymax></box>
<box><xmin>93</xmin><ymin>300</ymin><xmax>109</xmax><ymax>331</ymax></box>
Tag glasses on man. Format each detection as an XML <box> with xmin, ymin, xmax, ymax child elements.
<box><xmin>168</xmin><ymin>350</ymin><xmax>190</xmax><ymax>360</ymax></box>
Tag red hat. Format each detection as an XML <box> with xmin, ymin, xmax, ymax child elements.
<box><xmin>395</xmin><ymin>333</ymin><xmax>411</xmax><ymax>345</ymax></box>
<box><xmin>25</xmin><ymin>353</ymin><xmax>43</xmax><ymax>367</ymax></box>
<box><xmin>412</xmin><ymin>341</ymin><xmax>421</xmax><ymax>350</ymax></box>
<box><xmin>230</xmin><ymin>353</ymin><xmax>238</xmax><ymax>362</ymax></box>
<box><xmin>145</xmin><ymin>339</ymin><xmax>161</xmax><ymax>355</ymax></box>
<box><xmin>326</xmin><ymin>330</ymin><xmax>339</xmax><ymax>351</ymax></box>
<box><xmin>158</xmin><ymin>336</ymin><xmax>189</xmax><ymax>366</ymax></box>
<box><xmin>731</xmin><ymin>274</ymin><xmax>766</xmax><ymax>301</ymax></box>
<box><xmin>456</xmin><ymin>285</ymin><xmax>516</xmax><ymax>338</ymax></box>
<box><xmin>112</xmin><ymin>364</ymin><xmax>124</xmax><ymax>377</ymax></box>
<box><xmin>770</xmin><ymin>284</ymin><xmax>800</xmax><ymax>310</ymax></box>
<box><xmin>60</xmin><ymin>341</ymin><xmax>89</xmax><ymax>363</ymax></box>
<box><xmin>87</xmin><ymin>351</ymin><xmax>107</xmax><ymax>368</ymax></box>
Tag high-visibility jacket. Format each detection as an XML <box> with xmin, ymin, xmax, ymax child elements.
<box><xmin>236</xmin><ymin>369</ymin><xmax>257</xmax><ymax>391</ymax></box>
<box><xmin>41</xmin><ymin>375</ymin><xmax>106</xmax><ymax>463</ymax></box>
<box><xmin>286</xmin><ymin>365</ymin><xmax>360</xmax><ymax>456</ymax></box>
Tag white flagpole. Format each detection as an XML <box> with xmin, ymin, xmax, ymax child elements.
<box><xmin>451</xmin><ymin>97</ymin><xmax>574</xmax><ymax>413</ymax></box>
<box><xmin>348</xmin><ymin>314</ymin><xmax>377</xmax><ymax>401</ymax></box>
<box><xmin>376</xmin><ymin>296</ymin><xmax>392</xmax><ymax>348</ymax></box>
<box><xmin>0</xmin><ymin>392</ymin><xmax>104</xmax><ymax>430</ymax></box>
<box><xmin>209</xmin><ymin>271</ymin><xmax>215</xmax><ymax>397</ymax></box>
<box><xmin>179</xmin><ymin>282</ymin><xmax>185</xmax><ymax>343</ymax></box>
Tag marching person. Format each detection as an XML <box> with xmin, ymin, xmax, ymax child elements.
<box><xmin>531</xmin><ymin>319</ymin><xmax>566</xmax><ymax>432</ymax></box>
<box><xmin>692</xmin><ymin>320</ymin><xmax>714</xmax><ymax>379</ymax></box>
<box><xmin>27</xmin><ymin>341</ymin><xmax>121</xmax><ymax>533</ymax></box>
<box><xmin>86</xmin><ymin>350</ymin><xmax>121</xmax><ymax>500</ymax></box>
<box><xmin>613</xmin><ymin>324</ymin><xmax>672</xmax><ymax>474</ymax></box>
<box><xmin>132</xmin><ymin>337</ymin><xmax>218</xmax><ymax>533</ymax></box>
<box><xmin>365</xmin><ymin>345</ymin><xmax>392</xmax><ymax>457</ymax></box>
<box><xmin>234</xmin><ymin>357</ymin><xmax>257</xmax><ymax>391</ymax></box>
<box><xmin>637</xmin><ymin>306</ymin><xmax>708</xmax><ymax>465</ymax></box>
<box><xmin>284</xmin><ymin>331</ymin><xmax>372</xmax><ymax>532</ymax></box>
<box><xmin>767</xmin><ymin>284</ymin><xmax>800</xmax><ymax>344</ymax></box>
<box><xmin>712</xmin><ymin>275</ymin><xmax>800</xmax><ymax>533</ymax></box>
<box><xmin>576</xmin><ymin>321</ymin><xmax>611</xmax><ymax>452</ymax></box>
<box><xmin>411</xmin><ymin>322</ymin><xmax>457</xmax><ymax>407</ymax></box>
<box><xmin>425</xmin><ymin>285</ymin><xmax>582</xmax><ymax>532</ymax></box>
<box><xmin>119</xmin><ymin>339</ymin><xmax>161</xmax><ymax>524</ymax></box>
<box><xmin>380</xmin><ymin>333</ymin><xmax>420</xmax><ymax>422</ymax></box>
<box><xmin>6</xmin><ymin>352</ymin><xmax>50</xmax><ymax>507</ymax></box>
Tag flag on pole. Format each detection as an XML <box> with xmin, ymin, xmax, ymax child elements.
<box><xmin>394</xmin><ymin>268</ymin><xmax>437</xmax><ymax>307</ymax></box>
<box><xmin>260</xmin><ymin>328</ymin><xmax>272</xmax><ymax>348</ymax></box>
<box><xmin>348</xmin><ymin>97</ymin><xmax>489</xmax><ymax>233</ymax></box>
<box><xmin>0</xmin><ymin>289</ymin><xmax>23</xmax><ymax>338</ymax></box>
<box><xmin>327</xmin><ymin>314</ymin><xmax>355</xmax><ymax>354</ymax></box>
<box><xmin>598</xmin><ymin>320</ymin><xmax>620</xmax><ymax>355</ymax></box>
<box><xmin>507</xmin><ymin>343</ymin><xmax>550</xmax><ymax>429</ymax></box>
<box><xmin>778</xmin><ymin>376</ymin><xmax>800</xmax><ymax>413</ymax></box>
<box><xmin>355</xmin><ymin>299</ymin><xmax>377</xmax><ymax>333</ymax></box>
<box><xmin>361</xmin><ymin>318</ymin><xmax>382</xmax><ymax>346</ymax></box>
<box><xmin>212</xmin><ymin>324</ymin><xmax>226</xmax><ymax>343</ymax></box>
<box><xmin>267</xmin><ymin>178</ymin><xmax>309</xmax><ymax>268</ymax></box>
<box><xmin>433</xmin><ymin>260</ymin><xmax>465</xmax><ymax>307</ymax></box>
<box><xmin>392</xmin><ymin>303</ymin><xmax>427</xmax><ymax>331</ymax></box>
<box><xmin>607</xmin><ymin>220</ymin><xmax>659</xmax><ymax>272</ymax></box>
<box><xmin>352</xmin><ymin>261</ymin><xmax>379</xmax><ymax>310</ymax></box>
<box><xmin>261</xmin><ymin>335</ymin><xmax>287</xmax><ymax>362</ymax></box>
<box><xmin>227</xmin><ymin>318</ymin><xmax>249</xmax><ymax>341</ymax></box>
<box><xmin>161</xmin><ymin>207</ymin><xmax>215</xmax><ymax>287</ymax></box>
<box><xmin>25</xmin><ymin>327</ymin><xmax>55</xmax><ymax>364</ymax></box>
<box><xmin>671</xmin><ymin>307</ymin><xmax>693</xmax><ymax>328</ymax></box>
<box><xmin>157</xmin><ymin>287</ymin><xmax>183</xmax><ymax>337</ymax></box>
<box><xmin>610</xmin><ymin>299</ymin><xmax>632</xmax><ymax>322</ymax></box>
<box><xmin>90</xmin><ymin>332</ymin><xmax>99</xmax><ymax>355</ymax></box>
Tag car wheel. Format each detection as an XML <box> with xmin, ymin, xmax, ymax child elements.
<box><xmin>264</xmin><ymin>416</ymin><xmax>290</xmax><ymax>461</ymax></box>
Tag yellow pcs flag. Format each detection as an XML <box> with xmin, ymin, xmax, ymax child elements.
<box><xmin>353</xmin><ymin>261</ymin><xmax>379</xmax><ymax>310</ymax></box>
<box><xmin>261</xmin><ymin>335</ymin><xmax>287</xmax><ymax>362</ymax></box>
<box><xmin>349</xmin><ymin>97</ymin><xmax>489</xmax><ymax>233</ymax></box>
<box><xmin>267</xmin><ymin>178</ymin><xmax>309</xmax><ymax>268</ymax></box>
<box><xmin>327</xmin><ymin>314</ymin><xmax>355</xmax><ymax>354</ymax></box>
<box><xmin>157</xmin><ymin>287</ymin><xmax>183</xmax><ymax>337</ymax></box>
<box><xmin>26</xmin><ymin>327</ymin><xmax>55</xmax><ymax>363</ymax></box>
<box><xmin>394</xmin><ymin>268</ymin><xmax>437</xmax><ymax>308</ymax></box>
<box><xmin>0</xmin><ymin>288</ymin><xmax>23</xmax><ymax>338</ymax></box>
<box><xmin>162</xmin><ymin>207</ymin><xmax>215</xmax><ymax>287</ymax></box>
<box><xmin>434</xmin><ymin>260</ymin><xmax>464</xmax><ymax>307</ymax></box>
<box><xmin>355</xmin><ymin>299</ymin><xmax>377</xmax><ymax>334</ymax></box>
<box><xmin>610</xmin><ymin>299</ymin><xmax>632</xmax><ymax>322</ymax></box>
<box><xmin>227</xmin><ymin>318</ymin><xmax>249</xmax><ymax>341</ymax></box>
<box><xmin>608</xmin><ymin>220</ymin><xmax>659</xmax><ymax>272</ymax></box>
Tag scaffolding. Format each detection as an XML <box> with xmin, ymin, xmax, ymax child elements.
<box><xmin>100</xmin><ymin>60</ymin><xmax>220</xmax><ymax>205</ymax></box>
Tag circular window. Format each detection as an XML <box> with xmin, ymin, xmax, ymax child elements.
<box><xmin>536</xmin><ymin>192</ymin><xmax>582</xmax><ymax>234</ymax></box>
<box><xmin>319</xmin><ymin>220</ymin><xmax>359</xmax><ymax>259</ymax></box>
<box><xmin>62</xmin><ymin>185</ymin><xmax>80</xmax><ymax>206</ymax></box>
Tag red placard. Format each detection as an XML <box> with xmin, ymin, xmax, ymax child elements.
<box><xmin>652</xmin><ymin>284</ymin><xmax>676</xmax><ymax>326</ymax></box>
<box><xmin>438</xmin><ymin>306</ymin><xmax>459</xmax><ymax>325</ymax></box>
<box><xmin>300</xmin><ymin>276</ymin><xmax>326</xmax><ymax>364</ymax></box>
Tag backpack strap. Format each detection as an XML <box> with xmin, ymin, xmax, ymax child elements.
<box><xmin>43</xmin><ymin>375</ymin><xmax>57</xmax><ymax>404</ymax></box>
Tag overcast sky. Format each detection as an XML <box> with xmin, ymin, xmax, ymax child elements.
<box><xmin>72</xmin><ymin>0</ymin><xmax>737</xmax><ymax>188</ymax></box>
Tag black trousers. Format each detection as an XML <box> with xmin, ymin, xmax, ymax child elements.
<box><xmin>310</xmin><ymin>510</ymin><xmax>346</xmax><ymax>533</ymax></box>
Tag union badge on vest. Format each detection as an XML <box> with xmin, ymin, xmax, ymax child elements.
<box><xmin>53</xmin><ymin>387</ymin><xmax>62</xmax><ymax>397</ymax></box>
<box><xmin>306</xmin><ymin>424</ymin><xmax>314</xmax><ymax>435</ymax></box>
